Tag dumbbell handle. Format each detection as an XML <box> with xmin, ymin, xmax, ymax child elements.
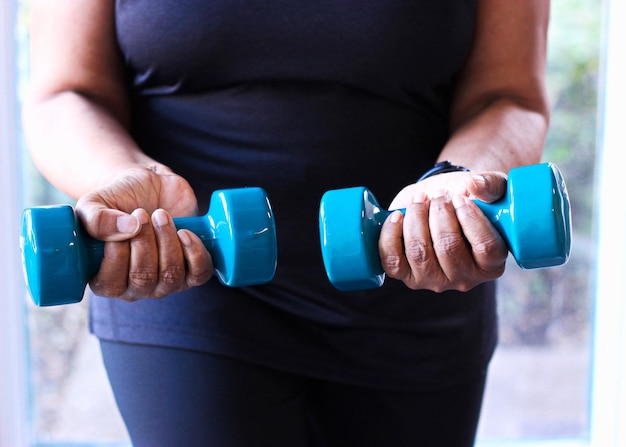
<box><xmin>380</xmin><ymin>199</ymin><xmax>506</xmax><ymax>240</ymax></box>
<box><xmin>381</xmin><ymin>195</ymin><xmax>543</xmax><ymax>265</ymax></box>
<box><xmin>74</xmin><ymin>214</ymin><xmax>219</xmax><ymax>282</ymax></box>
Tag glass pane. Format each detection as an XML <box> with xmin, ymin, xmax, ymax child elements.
<box><xmin>17</xmin><ymin>1</ymin><xmax>130</xmax><ymax>443</ymax></box>
<box><xmin>478</xmin><ymin>0</ymin><xmax>600</xmax><ymax>441</ymax></box>
<box><xmin>19</xmin><ymin>0</ymin><xmax>600</xmax><ymax>444</ymax></box>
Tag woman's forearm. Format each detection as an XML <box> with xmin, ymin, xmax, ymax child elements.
<box><xmin>438</xmin><ymin>0</ymin><xmax>550</xmax><ymax>174</ymax></box>
<box><xmin>438</xmin><ymin>96</ymin><xmax>549</xmax><ymax>173</ymax></box>
<box><xmin>22</xmin><ymin>90</ymin><xmax>166</xmax><ymax>200</ymax></box>
<box><xmin>23</xmin><ymin>1</ymin><xmax>164</xmax><ymax>200</ymax></box>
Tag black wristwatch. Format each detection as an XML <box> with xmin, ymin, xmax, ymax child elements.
<box><xmin>417</xmin><ymin>161</ymin><xmax>470</xmax><ymax>182</ymax></box>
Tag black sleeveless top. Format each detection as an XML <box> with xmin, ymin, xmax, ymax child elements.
<box><xmin>90</xmin><ymin>0</ymin><xmax>497</xmax><ymax>391</ymax></box>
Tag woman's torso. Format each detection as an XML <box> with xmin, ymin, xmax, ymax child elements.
<box><xmin>89</xmin><ymin>0</ymin><xmax>496</xmax><ymax>391</ymax></box>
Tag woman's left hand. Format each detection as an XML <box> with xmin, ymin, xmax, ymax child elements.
<box><xmin>379</xmin><ymin>170</ymin><xmax>510</xmax><ymax>292</ymax></box>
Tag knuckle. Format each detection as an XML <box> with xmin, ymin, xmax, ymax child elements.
<box><xmin>404</xmin><ymin>239</ymin><xmax>430</xmax><ymax>265</ymax></box>
<box><xmin>128</xmin><ymin>268</ymin><xmax>159</xmax><ymax>289</ymax></box>
<box><xmin>186</xmin><ymin>269</ymin><xmax>213</xmax><ymax>287</ymax></box>
<box><xmin>91</xmin><ymin>280</ymin><xmax>127</xmax><ymax>299</ymax></box>
<box><xmin>159</xmin><ymin>265</ymin><xmax>186</xmax><ymax>286</ymax></box>
<box><xmin>184</xmin><ymin>254</ymin><xmax>214</xmax><ymax>287</ymax></box>
<box><xmin>187</xmin><ymin>272</ymin><xmax>213</xmax><ymax>287</ymax></box>
<box><xmin>432</xmin><ymin>232</ymin><xmax>466</xmax><ymax>255</ymax></box>
<box><xmin>472</xmin><ymin>237</ymin><xmax>505</xmax><ymax>259</ymax></box>
<box><xmin>381</xmin><ymin>254</ymin><xmax>403</xmax><ymax>277</ymax></box>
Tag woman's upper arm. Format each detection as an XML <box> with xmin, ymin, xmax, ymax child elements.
<box><xmin>27</xmin><ymin>0</ymin><xmax>130</xmax><ymax>125</ymax></box>
<box><xmin>450</xmin><ymin>0</ymin><xmax>551</xmax><ymax>130</ymax></box>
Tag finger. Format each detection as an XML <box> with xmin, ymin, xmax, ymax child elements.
<box><xmin>90</xmin><ymin>240</ymin><xmax>130</xmax><ymax>298</ymax></box>
<box><xmin>378</xmin><ymin>211</ymin><xmax>411</xmax><ymax>282</ymax></box>
<box><xmin>402</xmin><ymin>200</ymin><xmax>442</xmax><ymax>288</ymax></box>
<box><xmin>427</xmin><ymin>194</ymin><xmax>474</xmax><ymax>289</ymax></box>
<box><xmin>75</xmin><ymin>198</ymin><xmax>142</xmax><ymax>242</ymax></box>
<box><xmin>453</xmin><ymin>195</ymin><xmax>508</xmax><ymax>275</ymax></box>
<box><xmin>126</xmin><ymin>208</ymin><xmax>160</xmax><ymax>299</ymax></box>
<box><xmin>468</xmin><ymin>171</ymin><xmax>508</xmax><ymax>203</ymax></box>
<box><xmin>177</xmin><ymin>229</ymin><xmax>214</xmax><ymax>287</ymax></box>
<box><xmin>150</xmin><ymin>209</ymin><xmax>186</xmax><ymax>297</ymax></box>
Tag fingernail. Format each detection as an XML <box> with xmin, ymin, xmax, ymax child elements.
<box><xmin>152</xmin><ymin>209</ymin><xmax>169</xmax><ymax>228</ymax></box>
<box><xmin>116</xmin><ymin>215</ymin><xmax>140</xmax><ymax>234</ymax></box>
<box><xmin>178</xmin><ymin>229</ymin><xmax>192</xmax><ymax>246</ymax></box>
<box><xmin>389</xmin><ymin>210</ymin><xmax>403</xmax><ymax>223</ymax></box>
<box><xmin>131</xmin><ymin>208</ymin><xmax>150</xmax><ymax>224</ymax></box>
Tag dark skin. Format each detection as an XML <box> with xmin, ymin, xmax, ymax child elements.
<box><xmin>23</xmin><ymin>0</ymin><xmax>550</xmax><ymax>299</ymax></box>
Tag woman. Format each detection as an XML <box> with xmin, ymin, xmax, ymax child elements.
<box><xmin>23</xmin><ymin>1</ymin><xmax>550</xmax><ymax>445</ymax></box>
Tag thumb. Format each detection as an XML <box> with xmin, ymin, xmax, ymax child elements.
<box><xmin>469</xmin><ymin>171</ymin><xmax>508</xmax><ymax>203</ymax></box>
<box><xmin>75</xmin><ymin>201</ymin><xmax>144</xmax><ymax>242</ymax></box>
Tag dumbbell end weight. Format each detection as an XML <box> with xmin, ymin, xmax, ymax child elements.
<box><xmin>21</xmin><ymin>187</ymin><xmax>278</xmax><ymax>307</ymax></box>
<box><xmin>473</xmin><ymin>163</ymin><xmax>571</xmax><ymax>270</ymax></box>
<box><xmin>319</xmin><ymin>187</ymin><xmax>389</xmax><ymax>291</ymax></box>
<box><xmin>21</xmin><ymin>205</ymin><xmax>101</xmax><ymax>306</ymax></box>
<box><xmin>205</xmin><ymin>188</ymin><xmax>278</xmax><ymax>287</ymax></box>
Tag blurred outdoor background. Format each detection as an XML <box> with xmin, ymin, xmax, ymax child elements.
<box><xmin>13</xmin><ymin>0</ymin><xmax>603</xmax><ymax>444</ymax></box>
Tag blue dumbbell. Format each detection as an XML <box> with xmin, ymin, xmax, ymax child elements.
<box><xmin>21</xmin><ymin>187</ymin><xmax>277</xmax><ymax>306</ymax></box>
<box><xmin>319</xmin><ymin>163</ymin><xmax>572</xmax><ymax>291</ymax></box>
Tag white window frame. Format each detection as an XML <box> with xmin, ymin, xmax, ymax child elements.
<box><xmin>0</xmin><ymin>0</ymin><xmax>624</xmax><ymax>446</ymax></box>
<box><xmin>0</xmin><ymin>0</ymin><xmax>29</xmax><ymax>445</ymax></box>
<box><xmin>587</xmin><ymin>0</ymin><xmax>626</xmax><ymax>445</ymax></box>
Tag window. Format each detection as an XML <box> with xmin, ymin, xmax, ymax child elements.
<box><xmin>1</xmin><ymin>0</ymin><xmax>622</xmax><ymax>445</ymax></box>
<box><xmin>478</xmin><ymin>0</ymin><xmax>601</xmax><ymax>442</ymax></box>
<box><xmin>587</xmin><ymin>0</ymin><xmax>626</xmax><ymax>445</ymax></box>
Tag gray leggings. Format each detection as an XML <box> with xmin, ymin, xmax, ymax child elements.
<box><xmin>100</xmin><ymin>340</ymin><xmax>487</xmax><ymax>447</ymax></box>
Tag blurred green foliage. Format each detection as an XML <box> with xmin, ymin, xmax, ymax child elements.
<box><xmin>499</xmin><ymin>0</ymin><xmax>602</xmax><ymax>346</ymax></box>
<box><xmin>545</xmin><ymin>0</ymin><xmax>602</xmax><ymax>233</ymax></box>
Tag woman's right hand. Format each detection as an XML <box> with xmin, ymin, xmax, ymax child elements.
<box><xmin>75</xmin><ymin>166</ymin><xmax>214</xmax><ymax>301</ymax></box>
<box><xmin>24</xmin><ymin>2</ymin><xmax>213</xmax><ymax>301</ymax></box>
